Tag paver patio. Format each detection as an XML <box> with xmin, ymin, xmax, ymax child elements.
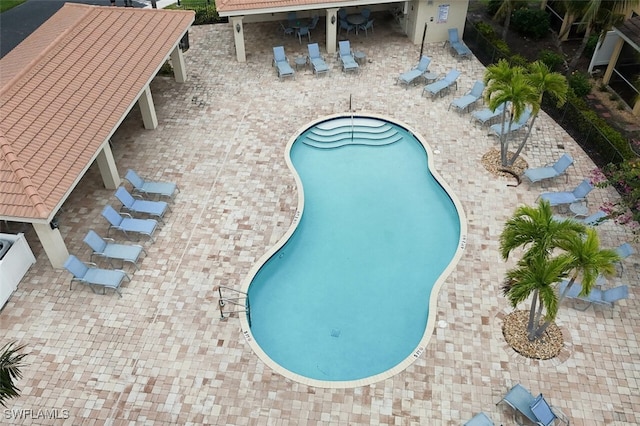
<box><xmin>0</xmin><ymin>18</ymin><xmax>638</xmax><ymax>425</ymax></box>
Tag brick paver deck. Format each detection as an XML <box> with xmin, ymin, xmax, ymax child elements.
<box><xmin>1</xmin><ymin>18</ymin><xmax>638</xmax><ymax>425</ymax></box>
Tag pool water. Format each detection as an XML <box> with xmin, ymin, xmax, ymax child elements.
<box><xmin>245</xmin><ymin>116</ymin><xmax>463</xmax><ymax>385</ymax></box>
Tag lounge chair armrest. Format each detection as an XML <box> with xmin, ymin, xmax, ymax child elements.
<box><xmin>119</xmin><ymin>212</ymin><xmax>134</xmax><ymax>219</ymax></box>
<box><xmin>104</xmin><ymin>237</ymin><xmax>116</xmax><ymax>243</ymax></box>
<box><xmin>115</xmin><ymin>270</ymin><xmax>132</xmax><ymax>281</ymax></box>
<box><xmin>550</xmin><ymin>405</ymin><xmax>570</xmax><ymax>425</ymax></box>
<box><xmin>87</xmin><ymin>262</ymin><xmax>99</xmax><ymax>268</ymax></box>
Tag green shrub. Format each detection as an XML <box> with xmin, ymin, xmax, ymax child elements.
<box><xmin>193</xmin><ymin>6</ymin><xmax>219</xmax><ymax>25</ymax></box>
<box><xmin>475</xmin><ymin>21</ymin><xmax>496</xmax><ymax>39</ymax></box>
<box><xmin>609</xmin><ymin>93</ymin><xmax>619</xmax><ymax>101</ymax></box>
<box><xmin>538</xmin><ymin>50</ymin><xmax>564</xmax><ymax>72</ymax></box>
<box><xmin>509</xmin><ymin>54</ymin><xmax>529</xmax><ymax>67</ymax></box>
<box><xmin>584</xmin><ymin>34</ymin><xmax>600</xmax><ymax>58</ymax></box>
<box><xmin>617</xmin><ymin>102</ymin><xmax>627</xmax><ymax>111</ymax></box>
<box><xmin>568</xmin><ymin>71</ymin><xmax>592</xmax><ymax>97</ymax></box>
<box><xmin>511</xmin><ymin>8</ymin><xmax>550</xmax><ymax>39</ymax></box>
<box><xmin>598</xmin><ymin>83</ymin><xmax>608</xmax><ymax>92</ymax></box>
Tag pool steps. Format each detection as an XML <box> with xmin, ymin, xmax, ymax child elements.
<box><xmin>303</xmin><ymin>117</ymin><xmax>402</xmax><ymax>149</ymax></box>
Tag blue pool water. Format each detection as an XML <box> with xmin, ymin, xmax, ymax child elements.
<box><xmin>246</xmin><ymin>116</ymin><xmax>462</xmax><ymax>384</ymax></box>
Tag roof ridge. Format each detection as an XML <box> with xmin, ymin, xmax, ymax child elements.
<box><xmin>0</xmin><ymin>133</ymin><xmax>49</xmax><ymax>218</ymax></box>
<box><xmin>0</xmin><ymin>3</ymin><xmax>93</xmax><ymax>97</ymax></box>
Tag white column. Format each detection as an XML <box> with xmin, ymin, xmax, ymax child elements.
<box><xmin>170</xmin><ymin>45</ymin><xmax>187</xmax><ymax>83</ymax></box>
<box><xmin>33</xmin><ymin>222</ymin><xmax>69</xmax><ymax>269</ymax></box>
<box><xmin>138</xmin><ymin>85</ymin><xmax>158</xmax><ymax>130</ymax></box>
<box><xmin>231</xmin><ymin>16</ymin><xmax>246</xmax><ymax>62</ymax></box>
<box><xmin>326</xmin><ymin>8</ymin><xmax>338</xmax><ymax>56</ymax></box>
<box><xmin>96</xmin><ymin>142</ymin><xmax>120</xmax><ymax>190</ymax></box>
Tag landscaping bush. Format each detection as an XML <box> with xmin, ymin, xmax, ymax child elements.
<box><xmin>509</xmin><ymin>54</ymin><xmax>529</xmax><ymax>68</ymax></box>
<box><xmin>193</xmin><ymin>6</ymin><xmax>219</xmax><ymax>25</ymax></box>
<box><xmin>568</xmin><ymin>71</ymin><xmax>592</xmax><ymax>97</ymax></box>
<box><xmin>584</xmin><ymin>34</ymin><xmax>600</xmax><ymax>58</ymax></box>
<box><xmin>511</xmin><ymin>8</ymin><xmax>550</xmax><ymax>40</ymax></box>
<box><xmin>538</xmin><ymin>50</ymin><xmax>564</xmax><ymax>72</ymax></box>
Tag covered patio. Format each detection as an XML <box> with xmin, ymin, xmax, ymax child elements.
<box><xmin>0</xmin><ymin>4</ymin><xmax>194</xmax><ymax>268</ymax></box>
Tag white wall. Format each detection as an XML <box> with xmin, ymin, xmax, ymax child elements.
<box><xmin>407</xmin><ymin>0</ymin><xmax>469</xmax><ymax>44</ymax></box>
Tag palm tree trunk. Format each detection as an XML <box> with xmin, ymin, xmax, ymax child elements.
<box><xmin>501</xmin><ymin>4</ymin><xmax>512</xmax><ymax>42</ymax></box>
<box><xmin>508</xmin><ymin>113</ymin><xmax>538</xmax><ymax>166</ymax></box>
<box><xmin>533</xmin><ymin>276</ymin><xmax>579</xmax><ymax>340</ymax></box>
<box><xmin>529</xmin><ymin>293</ymin><xmax>546</xmax><ymax>341</ymax></box>
<box><xmin>567</xmin><ymin>24</ymin><xmax>592</xmax><ymax>74</ymax></box>
<box><xmin>527</xmin><ymin>288</ymin><xmax>539</xmax><ymax>334</ymax></box>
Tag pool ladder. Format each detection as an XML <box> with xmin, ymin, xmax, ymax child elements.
<box><xmin>215</xmin><ymin>285</ymin><xmax>251</xmax><ymax>326</ymax></box>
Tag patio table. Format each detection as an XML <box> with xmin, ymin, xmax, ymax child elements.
<box><xmin>347</xmin><ymin>14</ymin><xmax>366</xmax><ymax>34</ymax></box>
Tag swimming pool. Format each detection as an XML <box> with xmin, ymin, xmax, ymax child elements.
<box><xmin>240</xmin><ymin>114</ymin><xmax>466</xmax><ymax>388</ymax></box>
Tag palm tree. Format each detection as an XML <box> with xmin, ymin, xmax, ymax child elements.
<box><xmin>484</xmin><ymin>60</ymin><xmax>539</xmax><ymax>167</ymax></box>
<box><xmin>500</xmin><ymin>200</ymin><xmax>586</xmax><ymax>340</ymax></box>
<box><xmin>507</xmin><ymin>61</ymin><xmax>568</xmax><ymax>166</ymax></box>
<box><xmin>502</xmin><ymin>252</ymin><xmax>572</xmax><ymax>341</ymax></box>
<box><xmin>564</xmin><ymin>0</ymin><xmax>640</xmax><ymax>73</ymax></box>
<box><xmin>533</xmin><ymin>226</ymin><xmax>620</xmax><ymax>339</ymax></box>
<box><xmin>0</xmin><ymin>342</ymin><xmax>27</xmax><ymax>408</ymax></box>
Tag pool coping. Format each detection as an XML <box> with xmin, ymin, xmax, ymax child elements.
<box><xmin>238</xmin><ymin>112</ymin><xmax>468</xmax><ymax>389</ymax></box>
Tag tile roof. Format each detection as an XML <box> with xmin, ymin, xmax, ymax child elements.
<box><xmin>216</xmin><ymin>0</ymin><xmax>371</xmax><ymax>14</ymax></box>
<box><xmin>0</xmin><ymin>4</ymin><xmax>194</xmax><ymax>221</ymax></box>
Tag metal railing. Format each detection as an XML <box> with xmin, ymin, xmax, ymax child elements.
<box><xmin>214</xmin><ymin>285</ymin><xmax>250</xmax><ymax>325</ymax></box>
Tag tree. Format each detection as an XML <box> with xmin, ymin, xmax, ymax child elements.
<box><xmin>0</xmin><ymin>342</ymin><xmax>27</xmax><ymax>408</ymax></box>
<box><xmin>508</xmin><ymin>61</ymin><xmax>568</xmax><ymax>166</ymax></box>
<box><xmin>484</xmin><ymin>59</ymin><xmax>539</xmax><ymax>167</ymax></box>
<box><xmin>492</xmin><ymin>0</ymin><xmax>520</xmax><ymax>41</ymax></box>
<box><xmin>564</xmin><ymin>0</ymin><xmax>640</xmax><ymax>73</ymax></box>
<box><xmin>591</xmin><ymin>160</ymin><xmax>640</xmax><ymax>237</ymax></box>
<box><xmin>500</xmin><ymin>200</ymin><xmax>585</xmax><ymax>340</ymax></box>
<box><xmin>533</xmin><ymin>226</ymin><xmax>619</xmax><ymax>338</ymax></box>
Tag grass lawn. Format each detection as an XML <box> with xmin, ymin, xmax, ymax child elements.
<box><xmin>0</xmin><ymin>0</ymin><xmax>26</xmax><ymax>14</ymax></box>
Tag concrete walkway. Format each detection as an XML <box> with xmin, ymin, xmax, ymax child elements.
<box><xmin>0</xmin><ymin>18</ymin><xmax>638</xmax><ymax>425</ymax></box>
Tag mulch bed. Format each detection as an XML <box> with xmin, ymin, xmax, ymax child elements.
<box><xmin>502</xmin><ymin>310</ymin><xmax>564</xmax><ymax>360</ymax></box>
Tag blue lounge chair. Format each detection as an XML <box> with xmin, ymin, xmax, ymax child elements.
<box><xmin>554</xmin><ymin>209</ymin><xmax>607</xmax><ymax>226</ymax></box>
<box><xmin>83</xmin><ymin>230</ymin><xmax>146</xmax><ymax>270</ymax></box>
<box><xmin>115</xmin><ymin>187</ymin><xmax>169</xmax><ymax>224</ymax></box>
<box><xmin>471</xmin><ymin>102</ymin><xmax>507</xmax><ymax>126</ymax></box>
<box><xmin>272</xmin><ymin>46</ymin><xmax>295</xmax><ymax>80</ymax></box>
<box><xmin>615</xmin><ymin>242</ymin><xmax>635</xmax><ymax>275</ymax></box>
<box><xmin>64</xmin><ymin>254</ymin><xmax>130</xmax><ymax>297</ymax></box>
<box><xmin>397</xmin><ymin>55</ymin><xmax>431</xmax><ymax>87</ymax></box>
<box><xmin>446</xmin><ymin>28</ymin><xmax>472</xmax><ymax>59</ymax></box>
<box><xmin>422</xmin><ymin>69</ymin><xmax>461</xmax><ymax>98</ymax></box>
<box><xmin>101</xmin><ymin>205</ymin><xmax>158</xmax><ymax>242</ymax></box>
<box><xmin>307</xmin><ymin>43</ymin><xmax>329</xmax><ymax>76</ymax></box>
<box><xmin>489</xmin><ymin>106</ymin><xmax>532</xmax><ymax>137</ymax></box>
<box><xmin>497</xmin><ymin>384</ymin><xmax>569</xmax><ymax>426</ymax></box>
<box><xmin>537</xmin><ymin>178</ymin><xmax>593</xmax><ymax>207</ymax></box>
<box><xmin>464</xmin><ymin>412</ymin><xmax>494</xmax><ymax>426</ymax></box>
<box><xmin>558</xmin><ymin>280</ymin><xmax>629</xmax><ymax>316</ymax></box>
<box><xmin>338</xmin><ymin>40</ymin><xmax>359</xmax><ymax>72</ymax></box>
<box><xmin>124</xmin><ymin>169</ymin><xmax>179</xmax><ymax>200</ymax></box>
<box><xmin>522</xmin><ymin>154</ymin><xmax>574</xmax><ymax>184</ymax></box>
<box><xmin>449</xmin><ymin>80</ymin><xmax>485</xmax><ymax>112</ymax></box>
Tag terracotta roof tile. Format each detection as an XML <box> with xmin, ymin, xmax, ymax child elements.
<box><xmin>217</xmin><ymin>0</ymin><xmax>356</xmax><ymax>14</ymax></box>
<box><xmin>0</xmin><ymin>4</ymin><xmax>194</xmax><ymax>221</ymax></box>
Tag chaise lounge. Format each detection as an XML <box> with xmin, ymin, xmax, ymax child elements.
<box><xmin>497</xmin><ymin>383</ymin><xmax>569</xmax><ymax>426</ymax></box>
<box><xmin>397</xmin><ymin>55</ymin><xmax>431</xmax><ymax>88</ymax></box>
<box><xmin>64</xmin><ymin>254</ymin><xmax>130</xmax><ymax>297</ymax></box>
<box><xmin>124</xmin><ymin>169</ymin><xmax>179</xmax><ymax>200</ymax></box>
<box><xmin>83</xmin><ymin>230</ymin><xmax>147</xmax><ymax>270</ymax></box>
<box><xmin>522</xmin><ymin>153</ymin><xmax>574</xmax><ymax>185</ymax></box>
